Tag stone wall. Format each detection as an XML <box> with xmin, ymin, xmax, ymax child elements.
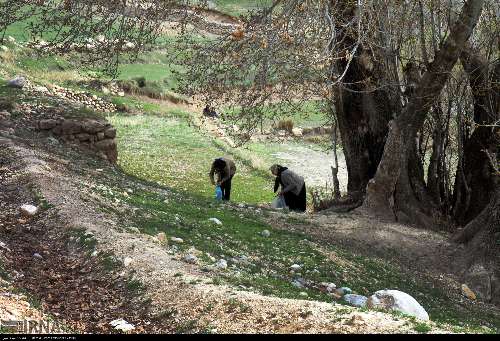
<box><xmin>37</xmin><ymin>118</ymin><xmax>118</xmax><ymax>163</ymax></box>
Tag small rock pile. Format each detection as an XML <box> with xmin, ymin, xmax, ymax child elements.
<box><xmin>50</xmin><ymin>85</ymin><xmax>116</xmax><ymax>113</ymax></box>
<box><xmin>37</xmin><ymin>118</ymin><xmax>118</xmax><ymax>163</ymax></box>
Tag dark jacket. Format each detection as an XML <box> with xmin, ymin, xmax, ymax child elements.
<box><xmin>274</xmin><ymin>168</ymin><xmax>305</xmax><ymax>196</ymax></box>
<box><xmin>209</xmin><ymin>158</ymin><xmax>236</xmax><ymax>184</ymax></box>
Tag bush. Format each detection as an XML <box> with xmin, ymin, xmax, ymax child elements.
<box><xmin>275</xmin><ymin>119</ymin><xmax>294</xmax><ymax>133</ymax></box>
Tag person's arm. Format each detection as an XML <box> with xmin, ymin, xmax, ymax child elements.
<box><xmin>209</xmin><ymin>163</ymin><xmax>216</xmax><ymax>185</ymax></box>
<box><xmin>274</xmin><ymin>177</ymin><xmax>280</xmax><ymax>193</ymax></box>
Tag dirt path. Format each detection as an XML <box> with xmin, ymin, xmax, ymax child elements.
<box><xmin>271</xmin><ymin>145</ymin><xmax>348</xmax><ymax>192</ymax></box>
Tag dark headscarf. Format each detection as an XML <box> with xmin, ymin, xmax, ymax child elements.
<box><xmin>213</xmin><ymin>158</ymin><xmax>226</xmax><ymax>171</ymax></box>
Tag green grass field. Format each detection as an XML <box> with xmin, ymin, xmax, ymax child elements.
<box><xmin>109</xmin><ymin>110</ymin><xmax>275</xmax><ymax>204</ymax></box>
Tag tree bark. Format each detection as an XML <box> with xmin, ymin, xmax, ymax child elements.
<box><xmin>333</xmin><ymin>3</ymin><xmax>398</xmax><ymax>195</ymax></box>
<box><xmin>364</xmin><ymin>0</ymin><xmax>485</xmax><ymax>224</ymax></box>
<box><xmin>453</xmin><ymin>49</ymin><xmax>500</xmax><ymax>225</ymax></box>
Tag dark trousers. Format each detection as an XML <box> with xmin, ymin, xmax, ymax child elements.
<box><xmin>284</xmin><ymin>184</ymin><xmax>306</xmax><ymax>212</ymax></box>
<box><xmin>220</xmin><ymin>175</ymin><xmax>233</xmax><ymax>201</ymax></box>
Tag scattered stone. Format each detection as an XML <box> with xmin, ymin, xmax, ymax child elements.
<box><xmin>326</xmin><ymin>283</ymin><xmax>337</xmax><ymax>292</ymax></box>
<box><xmin>335</xmin><ymin>287</ymin><xmax>352</xmax><ymax>296</ymax></box>
<box><xmin>184</xmin><ymin>254</ymin><xmax>198</xmax><ymax>264</ymax></box>
<box><xmin>117</xmin><ymin>91</ymin><xmax>125</xmax><ymax>97</ymax></box>
<box><xmin>104</xmin><ymin>128</ymin><xmax>117</xmax><ymax>139</ymax></box>
<box><xmin>20</xmin><ymin>204</ymin><xmax>38</xmax><ymax>217</ymax></box>
<box><xmin>0</xmin><ymin>241</ymin><xmax>10</xmax><ymax>252</ymax></box>
<box><xmin>292</xmin><ymin>127</ymin><xmax>303</xmax><ymax>137</ymax></box>
<box><xmin>7</xmin><ymin>76</ymin><xmax>26</xmax><ymax>89</ymax></box>
<box><xmin>33</xmin><ymin>253</ymin><xmax>43</xmax><ymax>260</ymax></box>
<box><xmin>290</xmin><ymin>264</ymin><xmax>302</xmax><ymax>272</ymax></box>
<box><xmin>292</xmin><ymin>278</ymin><xmax>305</xmax><ymax>289</ymax></box>
<box><xmin>34</xmin><ymin>86</ymin><xmax>49</xmax><ymax>93</ymax></box>
<box><xmin>157</xmin><ymin>232</ymin><xmax>167</xmax><ymax>243</ymax></box>
<box><xmin>461</xmin><ymin>284</ymin><xmax>477</xmax><ymax>301</ymax></box>
<box><xmin>216</xmin><ymin>259</ymin><xmax>228</xmax><ymax>269</ymax></box>
<box><xmin>0</xmin><ymin>46</ymin><xmax>8</xmax><ymax>52</ymax></box>
<box><xmin>261</xmin><ymin>230</ymin><xmax>271</xmax><ymax>237</ymax></box>
<box><xmin>7</xmin><ymin>36</ymin><xmax>15</xmax><ymax>43</ymax></box>
<box><xmin>367</xmin><ymin>290</ymin><xmax>429</xmax><ymax>321</ymax></box>
<box><xmin>91</xmin><ymin>250</ymin><xmax>98</xmax><ymax>257</ymax></box>
<box><xmin>209</xmin><ymin>218</ymin><xmax>222</xmax><ymax>225</ymax></box>
<box><xmin>123</xmin><ymin>257</ymin><xmax>133</xmax><ymax>267</ymax></box>
<box><xmin>170</xmin><ymin>237</ymin><xmax>184</xmax><ymax>243</ymax></box>
<box><xmin>110</xmin><ymin>319</ymin><xmax>135</xmax><ymax>332</ymax></box>
<box><xmin>343</xmin><ymin>294</ymin><xmax>368</xmax><ymax>307</ymax></box>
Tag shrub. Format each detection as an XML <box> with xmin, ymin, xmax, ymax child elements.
<box><xmin>275</xmin><ymin>119</ymin><xmax>294</xmax><ymax>133</ymax></box>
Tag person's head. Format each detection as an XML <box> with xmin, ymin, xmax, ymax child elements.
<box><xmin>213</xmin><ymin>158</ymin><xmax>226</xmax><ymax>170</ymax></box>
<box><xmin>270</xmin><ymin>164</ymin><xmax>282</xmax><ymax>176</ymax></box>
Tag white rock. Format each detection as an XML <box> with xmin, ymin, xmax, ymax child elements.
<box><xmin>7</xmin><ymin>36</ymin><xmax>15</xmax><ymax>43</ymax></box>
<box><xmin>343</xmin><ymin>294</ymin><xmax>368</xmax><ymax>307</ymax></box>
<box><xmin>292</xmin><ymin>127</ymin><xmax>303</xmax><ymax>137</ymax></box>
<box><xmin>292</xmin><ymin>280</ymin><xmax>305</xmax><ymax>288</ymax></box>
<box><xmin>124</xmin><ymin>41</ymin><xmax>135</xmax><ymax>49</ymax></box>
<box><xmin>290</xmin><ymin>264</ymin><xmax>302</xmax><ymax>271</ymax></box>
<box><xmin>7</xmin><ymin>76</ymin><xmax>26</xmax><ymax>89</ymax></box>
<box><xmin>123</xmin><ymin>257</ymin><xmax>133</xmax><ymax>267</ymax></box>
<box><xmin>20</xmin><ymin>204</ymin><xmax>38</xmax><ymax>217</ymax></box>
<box><xmin>33</xmin><ymin>253</ymin><xmax>43</xmax><ymax>260</ymax></box>
<box><xmin>184</xmin><ymin>254</ymin><xmax>197</xmax><ymax>264</ymax></box>
<box><xmin>110</xmin><ymin>319</ymin><xmax>135</xmax><ymax>332</ymax></box>
<box><xmin>170</xmin><ymin>237</ymin><xmax>184</xmax><ymax>243</ymax></box>
<box><xmin>216</xmin><ymin>259</ymin><xmax>227</xmax><ymax>269</ymax></box>
<box><xmin>0</xmin><ymin>46</ymin><xmax>8</xmax><ymax>52</ymax></box>
<box><xmin>208</xmin><ymin>218</ymin><xmax>222</xmax><ymax>225</ymax></box>
<box><xmin>367</xmin><ymin>290</ymin><xmax>429</xmax><ymax>321</ymax></box>
<box><xmin>327</xmin><ymin>283</ymin><xmax>337</xmax><ymax>292</ymax></box>
<box><xmin>261</xmin><ymin>230</ymin><xmax>271</xmax><ymax>237</ymax></box>
<box><xmin>34</xmin><ymin>86</ymin><xmax>49</xmax><ymax>93</ymax></box>
<box><xmin>117</xmin><ymin>91</ymin><xmax>125</xmax><ymax>97</ymax></box>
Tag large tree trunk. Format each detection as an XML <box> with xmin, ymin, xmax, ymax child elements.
<box><xmin>363</xmin><ymin>0</ymin><xmax>485</xmax><ymax>225</ymax></box>
<box><xmin>453</xmin><ymin>50</ymin><xmax>500</xmax><ymax>225</ymax></box>
<box><xmin>333</xmin><ymin>3</ymin><xmax>398</xmax><ymax>195</ymax></box>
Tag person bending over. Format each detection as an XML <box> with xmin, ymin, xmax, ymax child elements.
<box><xmin>210</xmin><ymin>157</ymin><xmax>237</xmax><ymax>201</ymax></box>
<box><xmin>270</xmin><ymin>164</ymin><xmax>306</xmax><ymax>212</ymax></box>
